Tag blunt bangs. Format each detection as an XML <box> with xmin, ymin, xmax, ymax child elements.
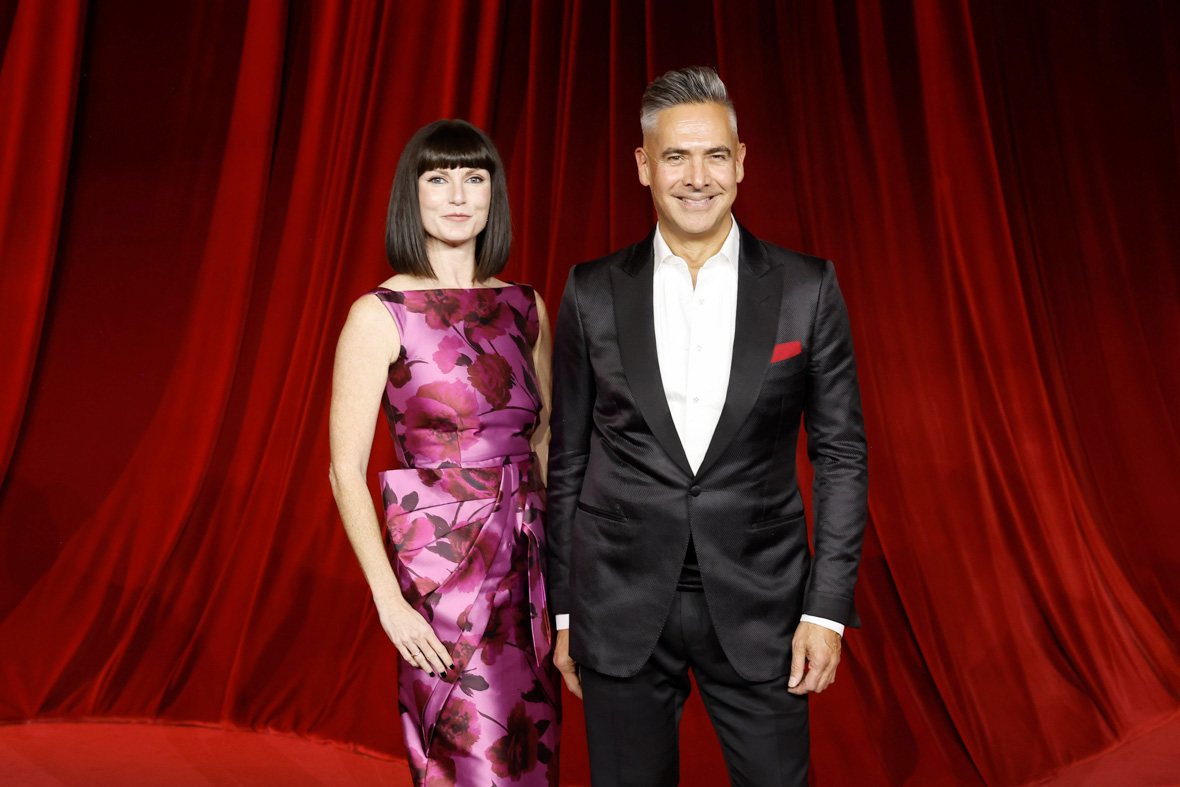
<box><xmin>417</xmin><ymin>123</ymin><xmax>498</xmax><ymax>177</ymax></box>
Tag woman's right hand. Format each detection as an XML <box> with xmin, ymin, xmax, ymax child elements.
<box><xmin>376</xmin><ymin>596</ymin><xmax>456</xmax><ymax>677</ymax></box>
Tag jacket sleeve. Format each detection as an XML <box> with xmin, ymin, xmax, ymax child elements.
<box><xmin>803</xmin><ymin>260</ymin><xmax>868</xmax><ymax>627</ymax></box>
<box><xmin>545</xmin><ymin>267</ymin><xmax>596</xmax><ymax>616</ymax></box>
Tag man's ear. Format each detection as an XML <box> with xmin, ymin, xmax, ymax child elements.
<box><xmin>735</xmin><ymin>142</ymin><xmax>747</xmax><ymax>184</ymax></box>
<box><xmin>635</xmin><ymin>147</ymin><xmax>651</xmax><ymax>187</ymax></box>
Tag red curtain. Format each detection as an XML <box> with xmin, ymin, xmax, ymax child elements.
<box><xmin>2</xmin><ymin>1</ymin><xmax>1178</xmax><ymax>784</ymax></box>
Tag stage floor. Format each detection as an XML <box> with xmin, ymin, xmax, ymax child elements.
<box><xmin>0</xmin><ymin>722</ymin><xmax>411</xmax><ymax>786</ymax></box>
<box><xmin>0</xmin><ymin>715</ymin><xmax>1177</xmax><ymax>785</ymax></box>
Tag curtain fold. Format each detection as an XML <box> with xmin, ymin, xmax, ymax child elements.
<box><xmin>0</xmin><ymin>0</ymin><xmax>86</xmax><ymax>483</ymax></box>
<box><xmin>1</xmin><ymin>2</ymin><xmax>1177</xmax><ymax>785</ymax></box>
<box><xmin>0</xmin><ymin>0</ymin><xmax>286</xmax><ymax>718</ymax></box>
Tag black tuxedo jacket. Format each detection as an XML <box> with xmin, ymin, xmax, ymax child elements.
<box><xmin>546</xmin><ymin>222</ymin><xmax>868</xmax><ymax>682</ymax></box>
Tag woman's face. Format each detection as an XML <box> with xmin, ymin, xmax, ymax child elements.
<box><xmin>418</xmin><ymin>167</ymin><xmax>492</xmax><ymax>251</ymax></box>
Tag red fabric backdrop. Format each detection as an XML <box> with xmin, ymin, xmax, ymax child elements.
<box><xmin>2</xmin><ymin>1</ymin><xmax>1178</xmax><ymax>784</ymax></box>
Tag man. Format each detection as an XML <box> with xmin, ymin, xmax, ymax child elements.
<box><xmin>546</xmin><ymin>66</ymin><xmax>867</xmax><ymax>786</ymax></box>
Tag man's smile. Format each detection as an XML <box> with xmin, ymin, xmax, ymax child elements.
<box><xmin>675</xmin><ymin>194</ymin><xmax>719</xmax><ymax>208</ymax></box>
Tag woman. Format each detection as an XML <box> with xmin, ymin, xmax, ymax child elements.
<box><xmin>328</xmin><ymin>119</ymin><xmax>559</xmax><ymax>786</ymax></box>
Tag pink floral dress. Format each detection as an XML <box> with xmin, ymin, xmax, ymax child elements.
<box><xmin>371</xmin><ymin>285</ymin><xmax>559</xmax><ymax>787</ymax></box>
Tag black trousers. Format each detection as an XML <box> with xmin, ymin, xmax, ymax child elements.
<box><xmin>580</xmin><ymin>591</ymin><xmax>809</xmax><ymax>787</ymax></box>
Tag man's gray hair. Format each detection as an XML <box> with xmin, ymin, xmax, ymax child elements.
<box><xmin>640</xmin><ymin>66</ymin><xmax>738</xmax><ymax>138</ymax></box>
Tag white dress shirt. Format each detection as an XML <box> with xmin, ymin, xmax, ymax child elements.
<box><xmin>556</xmin><ymin>217</ymin><xmax>842</xmax><ymax>637</ymax></box>
<box><xmin>652</xmin><ymin>220</ymin><xmax>740</xmax><ymax>472</ymax></box>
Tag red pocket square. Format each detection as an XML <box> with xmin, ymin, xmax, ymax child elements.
<box><xmin>771</xmin><ymin>341</ymin><xmax>802</xmax><ymax>363</ymax></box>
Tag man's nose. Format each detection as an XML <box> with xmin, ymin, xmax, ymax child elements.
<box><xmin>684</xmin><ymin>157</ymin><xmax>708</xmax><ymax>188</ymax></box>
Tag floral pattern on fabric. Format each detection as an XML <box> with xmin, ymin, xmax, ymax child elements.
<box><xmin>371</xmin><ymin>285</ymin><xmax>559</xmax><ymax>787</ymax></box>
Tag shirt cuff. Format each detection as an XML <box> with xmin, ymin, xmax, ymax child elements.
<box><xmin>800</xmin><ymin>614</ymin><xmax>844</xmax><ymax>637</ymax></box>
<box><xmin>555</xmin><ymin>613</ymin><xmax>570</xmax><ymax>631</ymax></box>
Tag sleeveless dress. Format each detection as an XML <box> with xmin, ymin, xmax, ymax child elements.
<box><xmin>371</xmin><ymin>285</ymin><xmax>560</xmax><ymax>787</ymax></box>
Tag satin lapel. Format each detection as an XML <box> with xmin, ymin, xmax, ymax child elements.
<box><xmin>695</xmin><ymin>227</ymin><xmax>782</xmax><ymax>479</ymax></box>
<box><xmin>611</xmin><ymin>234</ymin><xmax>694</xmax><ymax>478</ymax></box>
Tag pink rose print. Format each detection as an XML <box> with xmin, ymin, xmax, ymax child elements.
<box><xmin>403</xmin><ymin>381</ymin><xmax>480</xmax><ymax>463</ymax></box>
<box><xmin>438</xmin><ymin>468</ymin><xmax>499</xmax><ymax>502</ymax></box>
<box><xmin>389</xmin><ymin>364</ymin><xmax>412</xmax><ymax>388</ymax></box>
<box><xmin>520</xmin><ymin>303</ymin><xmax>540</xmax><ymax>346</ymax></box>
<box><xmin>403</xmin><ymin>290</ymin><xmax>463</xmax><ymax>330</ymax></box>
<box><xmin>383</xmin><ymin>498</ymin><xmax>408</xmax><ymax>522</ymax></box>
<box><xmin>432</xmin><ymin>334</ymin><xmax>468</xmax><ymax>373</ymax></box>
<box><xmin>404</xmin><ymin>573</ymin><xmax>440</xmax><ymax>605</ymax></box>
<box><xmin>469</xmin><ymin>353</ymin><xmax>513</xmax><ymax>410</ymax></box>
<box><xmin>407</xmin><ymin>747</ymin><xmax>429</xmax><ymax>786</ymax></box>
<box><xmin>449</xmin><ymin>531</ymin><xmax>497</xmax><ymax>593</ymax></box>
<box><xmin>435</xmin><ymin>695</ymin><xmax>482</xmax><ymax>758</ymax></box>
<box><xmin>479</xmin><ymin>588</ymin><xmax>527</xmax><ymax>666</ymax></box>
<box><xmin>412</xmin><ymin>468</ymin><xmax>497</xmax><ymax>502</ymax></box>
<box><xmin>389</xmin><ymin>346</ymin><xmax>413</xmax><ymax>388</ymax></box>
<box><xmin>487</xmin><ymin>701</ymin><xmax>540</xmax><ymax>780</ymax></box>
<box><xmin>448</xmin><ymin>640</ymin><xmax>477</xmax><ymax>669</ymax></box>
<box><xmin>425</xmin><ymin>758</ymin><xmax>457</xmax><ymax>787</ymax></box>
<box><xmin>460</xmin><ymin>289</ymin><xmax>514</xmax><ymax>343</ymax></box>
<box><xmin>386</xmin><ymin>500</ymin><xmax>433</xmax><ymax>555</ymax></box>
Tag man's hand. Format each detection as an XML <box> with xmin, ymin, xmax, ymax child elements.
<box><xmin>788</xmin><ymin>620</ymin><xmax>842</xmax><ymax>695</ymax></box>
<box><xmin>553</xmin><ymin>629</ymin><xmax>582</xmax><ymax>699</ymax></box>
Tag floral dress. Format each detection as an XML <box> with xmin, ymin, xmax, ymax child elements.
<box><xmin>371</xmin><ymin>285</ymin><xmax>559</xmax><ymax>787</ymax></box>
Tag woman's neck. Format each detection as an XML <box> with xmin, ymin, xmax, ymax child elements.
<box><xmin>425</xmin><ymin>238</ymin><xmax>479</xmax><ymax>288</ymax></box>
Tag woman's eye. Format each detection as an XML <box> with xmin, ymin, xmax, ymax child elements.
<box><xmin>427</xmin><ymin>176</ymin><xmax>446</xmax><ymax>183</ymax></box>
<box><xmin>468</xmin><ymin>175</ymin><xmax>485</xmax><ymax>183</ymax></box>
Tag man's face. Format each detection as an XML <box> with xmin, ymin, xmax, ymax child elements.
<box><xmin>635</xmin><ymin>101</ymin><xmax>746</xmax><ymax>242</ymax></box>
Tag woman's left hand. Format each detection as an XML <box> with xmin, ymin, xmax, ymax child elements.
<box><xmin>377</xmin><ymin>595</ymin><xmax>455</xmax><ymax>677</ymax></box>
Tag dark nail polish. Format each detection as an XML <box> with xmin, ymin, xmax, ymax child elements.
<box><xmin>428</xmin><ymin>672</ymin><xmax>435</xmax><ymax>677</ymax></box>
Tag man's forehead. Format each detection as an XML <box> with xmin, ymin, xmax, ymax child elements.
<box><xmin>647</xmin><ymin>103</ymin><xmax>736</xmax><ymax>143</ymax></box>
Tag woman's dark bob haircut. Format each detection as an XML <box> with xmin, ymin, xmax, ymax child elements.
<box><xmin>385</xmin><ymin>119</ymin><xmax>511</xmax><ymax>281</ymax></box>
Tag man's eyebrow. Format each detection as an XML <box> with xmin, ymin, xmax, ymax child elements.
<box><xmin>658</xmin><ymin>146</ymin><xmax>732</xmax><ymax>157</ymax></box>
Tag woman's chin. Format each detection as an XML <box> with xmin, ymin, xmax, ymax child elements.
<box><xmin>426</xmin><ymin>233</ymin><xmax>480</xmax><ymax>251</ymax></box>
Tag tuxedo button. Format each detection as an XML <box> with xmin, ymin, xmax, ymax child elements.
<box><xmin>689</xmin><ymin>485</ymin><xmax>702</xmax><ymax>497</ymax></box>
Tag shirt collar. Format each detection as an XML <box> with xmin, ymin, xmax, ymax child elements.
<box><xmin>654</xmin><ymin>216</ymin><xmax>741</xmax><ymax>271</ymax></box>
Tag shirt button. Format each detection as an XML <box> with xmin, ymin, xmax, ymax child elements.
<box><xmin>696</xmin><ymin>345</ymin><xmax>703</xmax><ymax>351</ymax></box>
<box><xmin>692</xmin><ymin>397</ymin><xmax>699</xmax><ymax>403</ymax></box>
<box><xmin>698</xmin><ymin>299</ymin><xmax>705</xmax><ymax>305</ymax></box>
<box><xmin>689</xmin><ymin>485</ymin><xmax>702</xmax><ymax>497</ymax></box>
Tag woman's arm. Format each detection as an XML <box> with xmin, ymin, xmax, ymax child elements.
<box><xmin>529</xmin><ymin>292</ymin><xmax>554</xmax><ymax>485</ymax></box>
<box><xmin>328</xmin><ymin>294</ymin><xmax>454</xmax><ymax>677</ymax></box>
